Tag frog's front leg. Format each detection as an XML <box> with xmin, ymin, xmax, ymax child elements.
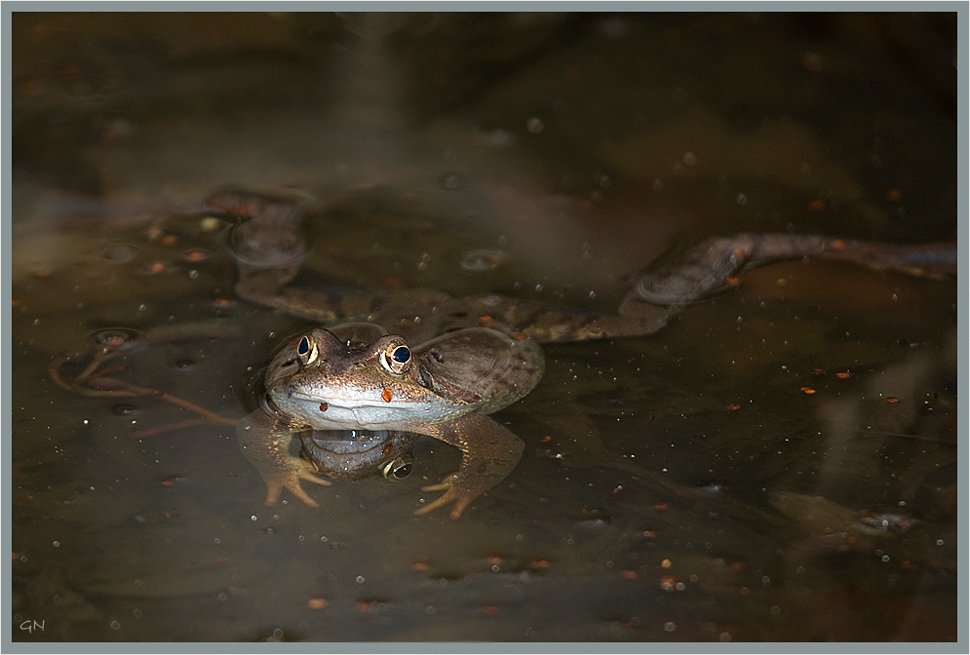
<box><xmin>416</xmin><ymin>411</ymin><xmax>525</xmax><ymax>520</ymax></box>
<box><xmin>237</xmin><ymin>408</ymin><xmax>331</xmax><ymax>508</ymax></box>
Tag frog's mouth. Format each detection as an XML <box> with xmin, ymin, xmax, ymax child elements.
<box><xmin>286</xmin><ymin>390</ymin><xmax>436</xmax><ymax>429</ymax></box>
<box><xmin>290</xmin><ymin>391</ymin><xmax>418</xmax><ymax>410</ymax></box>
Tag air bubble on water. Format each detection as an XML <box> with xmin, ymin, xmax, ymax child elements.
<box><xmin>460</xmin><ymin>249</ymin><xmax>506</xmax><ymax>273</ymax></box>
<box><xmin>736</xmin><ymin>193</ymin><xmax>748</xmax><ymax>206</ymax></box>
<box><xmin>439</xmin><ymin>173</ymin><xmax>462</xmax><ymax>189</ymax></box>
<box><xmin>100</xmin><ymin>243</ymin><xmax>139</xmax><ymax>263</ymax></box>
<box><xmin>91</xmin><ymin>327</ymin><xmax>145</xmax><ymax>353</ymax></box>
<box><xmin>682</xmin><ymin>151</ymin><xmax>697</xmax><ymax>166</ymax></box>
<box><xmin>527</xmin><ymin>117</ymin><xmax>544</xmax><ymax>134</ymax></box>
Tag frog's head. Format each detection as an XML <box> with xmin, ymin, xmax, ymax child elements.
<box><xmin>265</xmin><ymin>328</ymin><xmax>458</xmax><ymax>431</ymax></box>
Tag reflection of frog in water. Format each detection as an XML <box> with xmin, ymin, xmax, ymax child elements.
<box><xmin>215</xmin><ymin>188</ymin><xmax>956</xmax><ymax>519</ymax></box>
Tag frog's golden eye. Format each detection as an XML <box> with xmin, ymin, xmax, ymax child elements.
<box><xmin>380</xmin><ymin>343</ymin><xmax>411</xmax><ymax>375</ymax></box>
<box><xmin>297</xmin><ymin>335</ymin><xmax>319</xmax><ymax>365</ymax></box>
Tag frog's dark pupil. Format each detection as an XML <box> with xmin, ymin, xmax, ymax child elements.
<box><xmin>298</xmin><ymin>337</ymin><xmax>310</xmax><ymax>356</ymax></box>
<box><xmin>393</xmin><ymin>462</ymin><xmax>412</xmax><ymax>479</ymax></box>
<box><xmin>391</xmin><ymin>346</ymin><xmax>410</xmax><ymax>363</ymax></box>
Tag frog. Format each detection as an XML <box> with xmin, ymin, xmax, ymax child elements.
<box><xmin>237</xmin><ymin>320</ymin><xmax>543</xmax><ymax>519</ymax></box>
<box><xmin>206</xmin><ymin>187</ymin><xmax>956</xmax><ymax>518</ymax></box>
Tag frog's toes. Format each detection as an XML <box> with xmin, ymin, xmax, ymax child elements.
<box><xmin>415</xmin><ymin>475</ymin><xmax>472</xmax><ymax>520</ymax></box>
<box><xmin>263</xmin><ymin>461</ymin><xmax>330</xmax><ymax>508</ymax></box>
<box><xmin>421</xmin><ymin>473</ymin><xmax>459</xmax><ymax>493</ymax></box>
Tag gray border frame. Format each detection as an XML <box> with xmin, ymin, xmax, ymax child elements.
<box><xmin>2</xmin><ymin>2</ymin><xmax>966</xmax><ymax>653</ymax></box>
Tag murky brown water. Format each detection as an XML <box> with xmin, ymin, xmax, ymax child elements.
<box><xmin>9</xmin><ymin>12</ymin><xmax>959</xmax><ymax>642</ymax></box>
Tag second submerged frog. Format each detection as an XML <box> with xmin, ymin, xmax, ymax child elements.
<box><xmin>213</xmin><ymin>188</ymin><xmax>954</xmax><ymax>519</ymax></box>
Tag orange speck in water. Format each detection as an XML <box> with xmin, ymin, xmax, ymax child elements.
<box><xmin>382</xmin><ymin>275</ymin><xmax>406</xmax><ymax>290</ymax></box>
<box><xmin>836</xmin><ymin>371</ymin><xmax>851</xmax><ymax>379</ymax></box>
<box><xmin>213</xmin><ymin>297</ymin><xmax>232</xmax><ymax>307</ymax></box>
<box><xmin>184</xmin><ymin>249</ymin><xmax>207</xmax><ymax>262</ymax></box>
<box><xmin>886</xmin><ymin>189</ymin><xmax>903</xmax><ymax>202</ymax></box>
<box><xmin>886</xmin><ymin>396</ymin><xmax>900</xmax><ymax>404</ymax></box>
<box><xmin>724</xmin><ymin>275</ymin><xmax>740</xmax><ymax>287</ymax></box>
<box><xmin>730</xmin><ymin>561</ymin><xmax>745</xmax><ymax>572</ymax></box>
<box><xmin>161</xmin><ymin>235</ymin><xmax>179</xmax><ymax>247</ymax></box>
<box><xmin>530</xmin><ymin>559</ymin><xmax>549</xmax><ymax>570</ymax></box>
<box><xmin>513</xmin><ymin>332</ymin><xmax>528</xmax><ymax>341</ymax></box>
<box><xmin>478</xmin><ymin>315</ymin><xmax>493</xmax><ymax>324</ymax></box>
<box><xmin>207</xmin><ymin>29</ymin><xmax>227</xmax><ymax>49</ymax></box>
<box><xmin>160</xmin><ymin>479</ymin><xmax>176</xmax><ymax>487</ymax></box>
<box><xmin>487</xmin><ymin>556</ymin><xmax>503</xmax><ymax>566</ymax></box>
<box><xmin>482</xmin><ymin>604</ymin><xmax>500</xmax><ymax>617</ymax></box>
<box><xmin>541</xmin><ymin>435</ymin><xmax>552</xmax><ymax>442</ymax></box>
<box><xmin>642</xmin><ymin>530</ymin><xmax>657</xmax><ymax>538</ymax></box>
<box><xmin>653</xmin><ymin>502</ymin><xmax>669</xmax><ymax>511</ymax></box>
<box><xmin>21</xmin><ymin>79</ymin><xmax>44</xmax><ymax>96</ymax></box>
<box><xmin>307</xmin><ymin>598</ymin><xmax>328</xmax><ymax>610</ymax></box>
<box><xmin>808</xmin><ymin>199</ymin><xmax>826</xmax><ymax>213</ymax></box>
<box><xmin>381</xmin><ymin>388</ymin><xmax>393</xmax><ymax>403</ymax></box>
<box><xmin>800</xmin><ymin>387</ymin><xmax>816</xmax><ymax>395</ymax></box>
<box><xmin>411</xmin><ymin>561</ymin><xmax>429</xmax><ymax>571</ymax></box>
<box><xmin>355</xmin><ymin>601</ymin><xmax>372</xmax><ymax>613</ymax></box>
<box><xmin>11</xmin><ymin>299</ymin><xmax>20</xmax><ymax>307</ymax></box>
<box><xmin>830</xmin><ymin>239</ymin><xmax>847</xmax><ymax>250</ymax></box>
<box><xmin>149</xmin><ymin>261</ymin><xmax>166</xmax><ymax>274</ymax></box>
<box><xmin>726</xmin><ymin>403</ymin><xmax>741</xmax><ymax>411</ymax></box>
<box><xmin>659</xmin><ymin>576</ymin><xmax>677</xmax><ymax>590</ymax></box>
<box><xmin>621</xmin><ymin>570</ymin><xmax>638</xmax><ymax>580</ymax></box>
<box><xmin>12</xmin><ymin>552</ymin><xmax>18</xmax><ymax>560</ymax></box>
<box><xmin>660</xmin><ymin>559</ymin><xmax>672</xmax><ymax>569</ymax></box>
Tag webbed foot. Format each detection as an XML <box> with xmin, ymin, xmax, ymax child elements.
<box><xmin>238</xmin><ymin>409</ymin><xmax>331</xmax><ymax>508</ymax></box>
<box><xmin>415</xmin><ymin>473</ymin><xmax>468</xmax><ymax>519</ymax></box>
<box><xmin>416</xmin><ymin>413</ymin><xmax>525</xmax><ymax>520</ymax></box>
<box><xmin>261</xmin><ymin>456</ymin><xmax>331</xmax><ymax>508</ymax></box>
